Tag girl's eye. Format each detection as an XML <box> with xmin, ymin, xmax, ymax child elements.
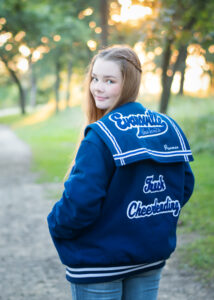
<box><xmin>107</xmin><ymin>79</ymin><xmax>114</xmax><ymax>84</ymax></box>
<box><xmin>92</xmin><ymin>77</ymin><xmax>98</xmax><ymax>82</ymax></box>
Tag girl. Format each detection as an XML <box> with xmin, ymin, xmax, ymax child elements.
<box><xmin>47</xmin><ymin>45</ymin><xmax>194</xmax><ymax>300</ymax></box>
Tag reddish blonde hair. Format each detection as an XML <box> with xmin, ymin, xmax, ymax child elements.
<box><xmin>65</xmin><ymin>45</ymin><xmax>142</xmax><ymax>179</ymax></box>
<box><xmin>85</xmin><ymin>45</ymin><xmax>142</xmax><ymax>124</ymax></box>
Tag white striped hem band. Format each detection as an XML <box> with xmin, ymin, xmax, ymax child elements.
<box><xmin>65</xmin><ymin>260</ymin><xmax>164</xmax><ymax>279</ymax></box>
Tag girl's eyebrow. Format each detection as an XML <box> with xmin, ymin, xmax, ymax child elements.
<box><xmin>92</xmin><ymin>72</ymin><xmax>117</xmax><ymax>79</ymax></box>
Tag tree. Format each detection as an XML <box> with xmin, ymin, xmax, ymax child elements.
<box><xmin>0</xmin><ymin>0</ymin><xmax>52</xmax><ymax>113</ymax></box>
<box><xmin>45</xmin><ymin>0</ymin><xmax>92</xmax><ymax>111</ymax></box>
<box><xmin>100</xmin><ymin>0</ymin><xmax>109</xmax><ymax>47</ymax></box>
<box><xmin>0</xmin><ymin>0</ymin><xmax>92</xmax><ymax>113</ymax></box>
<box><xmin>128</xmin><ymin>0</ymin><xmax>214</xmax><ymax>113</ymax></box>
<box><xmin>152</xmin><ymin>0</ymin><xmax>214</xmax><ymax>113</ymax></box>
<box><xmin>177</xmin><ymin>46</ymin><xmax>187</xmax><ymax>96</ymax></box>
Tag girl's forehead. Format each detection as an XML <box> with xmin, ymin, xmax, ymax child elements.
<box><xmin>92</xmin><ymin>58</ymin><xmax>122</xmax><ymax>78</ymax></box>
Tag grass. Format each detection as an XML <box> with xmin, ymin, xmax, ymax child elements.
<box><xmin>168</xmin><ymin>95</ymin><xmax>214</xmax><ymax>284</ymax></box>
<box><xmin>178</xmin><ymin>152</ymin><xmax>214</xmax><ymax>284</ymax></box>
<box><xmin>179</xmin><ymin>235</ymin><xmax>214</xmax><ymax>284</ymax></box>
<box><xmin>180</xmin><ymin>153</ymin><xmax>214</xmax><ymax>234</ymax></box>
<box><xmin>0</xmin><ymin>94</ymin><xmax>214</xmax><ymax>284</ymax></box>
<box><xmin>0</xmin><ymin>105</ymin><xmax>84</xmax><ymax>182</ymax></box>
<box><xmin>168</xmin><ymin>96</ymin><xmax>214</xmax><ymax>155</ymax></box>
<box><xmin>0</xmin><ymin>113</ymin><xmax>25</xmax><ymax>125</ymax></box>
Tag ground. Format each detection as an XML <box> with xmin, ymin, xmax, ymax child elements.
<box><xmin>0</xmin><ymin>125</ymin><xmax>213</xmax><ymax>300</ymax></box>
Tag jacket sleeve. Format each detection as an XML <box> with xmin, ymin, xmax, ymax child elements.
<box><xmin>183</xmin><ymin>162</ymin><xmax>195</xmax><ymax>206</ymax></box>
<box><xmin>47</xmin><ymin>130</ymin><xmax>115</xmax><ymax>239</ymax></box>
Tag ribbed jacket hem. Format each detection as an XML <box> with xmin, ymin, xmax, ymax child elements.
<box><xmin>65</xmin><ymin>260</ymin><xmax>165</xmax><ymax>284</ymax></box>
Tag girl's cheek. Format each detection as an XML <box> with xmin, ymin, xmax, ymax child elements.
<box><xmin>111</xmin><ymin>84</ymin><xmax>122</xmax><ymax>94</ymax></box>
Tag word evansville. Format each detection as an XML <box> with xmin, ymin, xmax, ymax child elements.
<box><xmin>109</xmin><ymin>110</ymin><xmax>168</xmax><ymax>138</ymax></box>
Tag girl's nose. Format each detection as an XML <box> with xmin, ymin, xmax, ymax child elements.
<box><xmin>95</xmin><ymin>81</ymin><xmax>104</xmax><ymax>92</ymax></box>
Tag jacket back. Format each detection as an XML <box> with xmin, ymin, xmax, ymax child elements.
<box><xmin>47</xmin><ymin>102</ymin><xmax>195</xmax><ymax>284</ymax></box>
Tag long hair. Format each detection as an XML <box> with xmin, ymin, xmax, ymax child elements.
<box><xmin>85</xmin><ymin>45</ymin><xmax>142</xmax><ymax>124</ymax></box>
<box><xmin>65</xmin><ymin>45</ymin><xmax>142</xmax><ymax>179</ymax></box>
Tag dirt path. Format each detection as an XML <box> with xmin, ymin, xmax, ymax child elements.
<box><xmin>0</xmin><ymin>125</ymin><xmax>71</xmax><ymax>300</ymax></box>
<box><xmin>0</xmin><ymin>125</ymin><xmax>213</xmax><ymax>299</ymax></box>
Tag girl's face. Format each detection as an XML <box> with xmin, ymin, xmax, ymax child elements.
<box><xmin>90</xmin><ymin>58</ymin><xmax>123</xmax><ymax>110</ymax></box>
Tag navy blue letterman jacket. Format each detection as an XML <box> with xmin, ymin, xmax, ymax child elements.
<box><xmin>47</xmin><ymin>101</ymin><xmax>195</xmax><ymax>284</ymax></box>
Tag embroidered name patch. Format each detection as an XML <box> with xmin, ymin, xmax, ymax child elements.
<box><xmin>127</xmin><ymin>196</ymin><xmax>181</xmax><ymax>219</ymax></box>
<box><xmin>143</xmin><ymin>175</ymin><xmax>166</xmax><ymax>193</ymax></box>
<box><xmin>109</xmin><ymin>110</ymin><xmax>168</xmax><ymax>138</ymax></box>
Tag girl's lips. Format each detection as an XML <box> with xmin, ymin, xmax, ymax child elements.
<box><xmin>95</xmin><ymin>96</ymin><xmax>108</xmax><ymax>101</ymax></box>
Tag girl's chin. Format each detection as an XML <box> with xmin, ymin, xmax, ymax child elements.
<box><xmin>96</xmin><ymin>105</ymin><xmax>109</xmax><ymax>110</ymax></box>
<box><xmin>95</xmin><ymin>101</ymin><xmax>110</xmax><ymax>110</ymax></box>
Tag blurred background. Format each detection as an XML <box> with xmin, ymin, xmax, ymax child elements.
<box><xmin>0</xmin><ymin>0</ymin><xmax>214</xmax><ymax>287</ymax></box>
<box><xmin>0</xmin><ymin>0</ymin><xmax>214</xmax><ymax>114</ymax></box>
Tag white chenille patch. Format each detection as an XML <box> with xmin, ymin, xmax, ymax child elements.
<box><xmin>127</xmin><ymin>196</ymin><xmax>181</xmax><ymax>219</ymax></box>
<box><xmin>109</xmin><ymin>110</ymin><xmax>168</xmax><ymax>138</ymax></box>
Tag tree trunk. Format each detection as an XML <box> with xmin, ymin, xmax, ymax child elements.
<box><xmin>159</xmin><ymin>0</ymin><xmax>205</xmax><ymax>113</ymax></box>
<box><xmin>209</xmin><ymin>70</ymin><xmax>214</xmax><ymax>93</ymax></box>
<box><xmin>1</xmin><ymin>54</ymin><xmax>26</xmax><ymax>114</ymax></box>
<box><xmin>178</xmin><ymin>67</ymin><xmax>185</xmax><ymax>96</ymax></box>
<box><xmin>17</xmin><ymin>79</ymin><xmax>26</xmax><ymax>114</ymax></box>
<box><xmin>100</xmin><ymin>0</ymin><xmax>109</xmax><ymax>47</ymax></box>
<box><xmin>160</xmin><ymin>42</ymin><xmax>188</xmax><ymax>114</ymax></box>
<box><xmin>159</xmin><ymin>77</ymin><xmax>173</xmax><ymax>114</ymax></box>
<box><xmin>178</xmin><ymin>47</ymin><xmax>188</xmax><ymax>96</ymax></box>
<box><xmin>55</xmin><ymin>59</ymin><xmax>61</xmax><ymax>113</ymax></box>
<box><xmin>66</xmin><ymin>60</ymin><xmax>72</xmax><ymax>107</ymax></box>
<box><xmin>29</xmin><ymin>61</ymin><xmax>37</xmax><ymax>107</ymax></box>
<box><xmin>159</xmin><ymin>38</ymin><xmax>173</xmax><ymax>114</ymax></box>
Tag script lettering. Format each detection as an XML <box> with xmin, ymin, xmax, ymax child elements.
<box><xmin>109</xmin><ymin>110</ymin><xmax>168</xmax><ymax>138</ymax></box>
<box><xmin>143</xmin><ymin>175</ymin><xmax>166</xmax><ymax>194</ymax></box>
<box><xmin>127</xmin><ymin>196</ymin><xmax>181</xmax><ymax>219</ymax></box>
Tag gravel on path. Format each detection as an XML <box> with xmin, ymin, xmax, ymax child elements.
<box><xmin>0</xmin><ymin>125</ymin><xmax>213</xmax><ymax>299</ymax></box>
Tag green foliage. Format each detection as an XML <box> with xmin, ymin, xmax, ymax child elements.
<box><xmin>1</xmin><ymin>0</ymin><xmax>214</xmax><ymax>115</ymax></box>
<box><xmin>0</xmin><ymin>0</ymin><xmax>92</xmax><ymax>111</ymax></box>
<box><xmin>0</xmin><ymin>0</ymin><xmax>52</xmax><ymax>54</ymax></box>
